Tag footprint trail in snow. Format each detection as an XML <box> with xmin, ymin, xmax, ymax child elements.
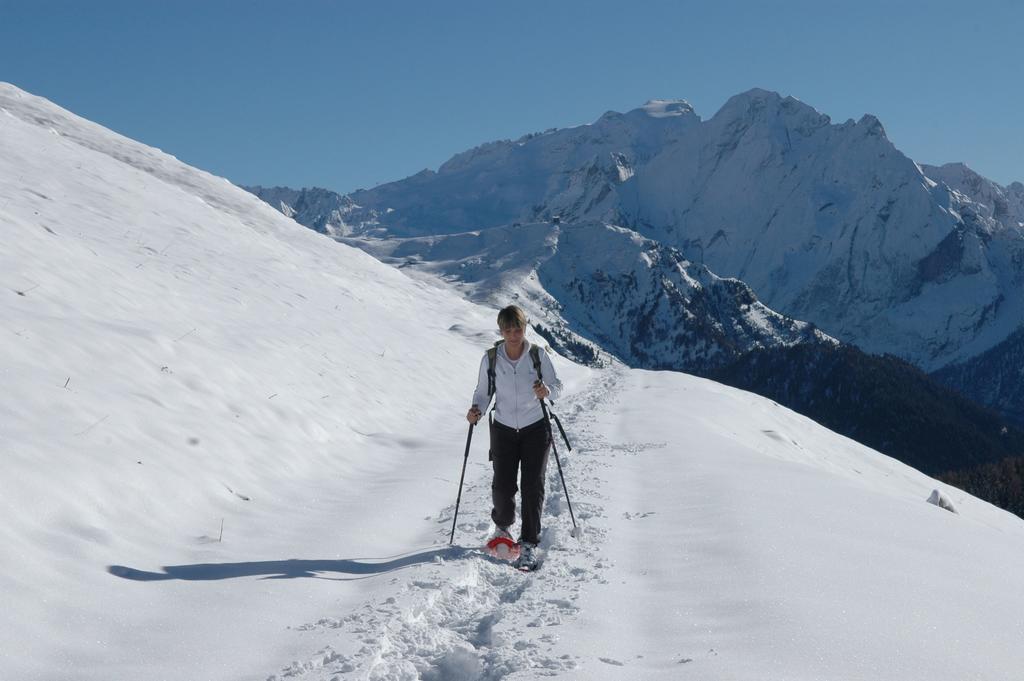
<box><xmin>268</xmin><ymin>369</ymin><xmax>622</xmax><ymax>681</ymax></box>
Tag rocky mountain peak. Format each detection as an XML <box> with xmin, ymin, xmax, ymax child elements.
<box><xmin>713</xmin><ymin>88</ymin><xmax>829</xmax><ymax>127</ymax></box>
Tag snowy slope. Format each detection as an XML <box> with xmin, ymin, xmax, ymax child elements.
<box><xmin>4</xmin><ymin>83</ymin><xmax>1024</xmax><ymax>681</ymax></box>
<box><xmin>0</xmin><ymin>82</ymin><xmax>502</xmax><ymax>680</ymax></box>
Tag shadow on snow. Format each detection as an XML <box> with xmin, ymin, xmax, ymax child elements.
<box><xmin>106</xmin><ymin>545</ymin><xmax>481</xmax><ymax>582</ymax></box>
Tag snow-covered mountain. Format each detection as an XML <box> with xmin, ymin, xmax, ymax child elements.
<box><xmin>247</xmin><ymin>178</ymin><xmax>832</xmax><ymax>374</ymax></box>
<box><xmin>342</xmin><ymin>98</ymin><xmax>700</xmax><ymax>237</ymax></box>
<box><xmin>7</xmin><ymin>82</ymin><xmax>1024</xmax><ymax>681</ymax></box>
<box><xmin>304</xmin><ymin>89</ymin><xmax>1024</xmax><ymax>374</ymax></box>
<box><xmin>346</xmin><ymin>220</ymin><xmax>828</xmax><ymax>371</ymax></box>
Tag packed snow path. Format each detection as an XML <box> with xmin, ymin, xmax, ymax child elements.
<box><xmin>263</xmin><ymin>362</ymin><xmax>1024</xmax><ymax>681</ymax></box>
<box><xmin>264</xmin><ymin>368</ymin><xmax>619</xmax><ymax>680</ymax></box>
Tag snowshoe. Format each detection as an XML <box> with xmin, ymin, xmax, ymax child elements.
<box><xmin>485</xmin><ymin>535</ymin><xmax>520</xmax><ymax>561</ymax></box>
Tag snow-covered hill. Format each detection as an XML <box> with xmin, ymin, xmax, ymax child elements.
<box><xmin>300</xmin><ymin>89</ymin><xmax>1024</xmax><ymax>373</ymax></box>
<box><xmin>5</xmin><ymin>82</ymin><xmax>1024</xmax><ymax>681</ymax></box>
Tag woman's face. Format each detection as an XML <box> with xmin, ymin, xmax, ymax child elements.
<box><xmin>501</xmin><ymin>324</ymin><xmax>525</xmax><ymax>346</ymax></box>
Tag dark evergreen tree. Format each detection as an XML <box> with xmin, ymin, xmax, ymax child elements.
<box><xmin>710</xmin><ymin>341</ymin><xmax>1024</xmax><ymax>478</ymax></box>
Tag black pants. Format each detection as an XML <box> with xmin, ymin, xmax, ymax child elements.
<box><xmin>490</xmin><ymin>418</ymin><xmax>551</xmax><ymax>545</ymax></box>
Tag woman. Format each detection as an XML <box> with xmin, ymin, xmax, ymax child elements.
<box><xmin>467</xmin><ymin>305</ymin><xmax>562</xmax><ymax>570</ymax></box>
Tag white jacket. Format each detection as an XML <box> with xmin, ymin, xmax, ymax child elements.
<box><xmin>470</xmin><ymin>340</ymin><xmax>563</xmax><ymax>430</ymax></box>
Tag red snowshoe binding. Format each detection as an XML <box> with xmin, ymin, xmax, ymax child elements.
<box><xmin>485</xmin><ymin>536</ymin><xmax>520</xmax><ymax>561</ymax></box>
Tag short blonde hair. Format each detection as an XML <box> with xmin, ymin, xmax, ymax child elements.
<box><xmin>497</xmin><ymin>305</ymin><xmax>528</xmax><ymax>330</ymax></box>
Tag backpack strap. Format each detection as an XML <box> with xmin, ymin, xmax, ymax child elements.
<box><xmin>486</xmin><ymin>340</ymin><xmax>504</xmax><ymax>400</ymax></box>
<box><xmin>485</xmin><ymin>340</ymin><xmax>506</xmax><ymax>429</ymax></box>
<box><xmin>529</xmin><ymin>344</ymin><xmax>543</xmax><ymax>382</ymax></box>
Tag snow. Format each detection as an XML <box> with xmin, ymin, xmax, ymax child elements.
<box><xmin>4</xmin><ymin>82</ymin><xmax>1024</xmax><ymax>680</ymax></box>
<box><xmin>927</xmin><ymin>489</ymin><xmax>959</xmax><ymax>514</ymax></box>
<box><xmin>638</xmin><ymin>99</ymin><xmax>695</xmax><ymax>118</ymax></box>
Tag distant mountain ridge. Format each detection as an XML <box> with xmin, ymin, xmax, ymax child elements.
<box><xmin>268</xmin><ymin>89</ymin><xmax>1024</xmax><ymax>373</ymax></box>
<box><xmin>244</xmin><ymin>89</ymin><xmax>1024</xmax><ymax>428</ymax></box>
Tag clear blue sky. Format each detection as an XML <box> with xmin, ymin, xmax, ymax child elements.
<box><xmin>3</xmin><ymin>0</ymin><xmax>1021</xmax><ymax>193</ymax></box>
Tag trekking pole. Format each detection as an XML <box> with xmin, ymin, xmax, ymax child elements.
<box><xmin>548</xmin><ymin>409</ymin><xmax>572</xmax><ymax>451</ymax></box>
<box><xmin>540</xmin><ymin>400</ymin><xmax>579</xmax><ymax>536</ymax></box>
<box><xmin>449</xmin><ymin>421</ymin><xmax>475</xmax><ymax>545</ymax></box>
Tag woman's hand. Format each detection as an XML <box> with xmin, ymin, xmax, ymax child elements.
<box><xmin>467</xmin><ymin>405</ymin><xmax>482</xmax><ymax>424</ymax></box>
<box><xmin>533</xmin><ymin>381</ymin><xmax>550</xmax><ymax>400</ymax></box>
